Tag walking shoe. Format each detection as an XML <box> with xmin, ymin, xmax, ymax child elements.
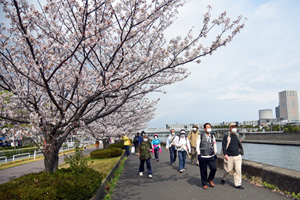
<box><xmin>208</xmin><ymin>180</ymin><xmax>215</xmax><ymax>187</ymax></box>
<box><xmin>172</xmin><ymin>163</ymin><xmax>175</xmax><ymax>166</ymax></box>
<box><xmin>235</xmin><ymin>185</ymin><xmax>244</xmax><ymax>189</ymax></box>
<box><xmin>179</xmin><ymin>169</ymin><xmax>183</xmax><ymax>173</ymax></box>
<box><xmin>182</xmin><ymin>169</ymin><xmax>186</xmax><ymax>172</ymax></box>
<box><xmin>203</xmin><ymin>185</ymin><xmax>208</xmax><ymax>190</ymax></box>
<box><xmin>148</xmin><ymin>174</ymin><xmax>152</xmax><ymax>178</ymax></box>
<box><xmin>191</xmin><ymin>161</ymin><xmax>194</xmax><ymax>165</ymax></box>
<box><xmin>221</xmin><ymin>180</ymin><xmax>225</xmax><ymax>185</ymax></box>
<box><xmin>139</xmin><ymin>172</ymin><xmax>143</xmax><ymax>177</ymax></box>
<box><xmin>156</xmin><ymin>159</ymin><xmax>159</xmax><ymax>162</ymax></box>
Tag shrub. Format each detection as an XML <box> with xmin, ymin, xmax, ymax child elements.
<box><xmin>108</xmin><ymin>142</ymin><xmax>125</xmax><ymax>149</ymax></box>
<box><xmin>90</xmin><ymin>148</ymin><xmax>123</xmax><ymax>159</ymax></box>
<box><xmin>0</xmin><ymin>168</ymin><xmax>104</xmax><ymax>200</ymax></box>
<box><xmin>64</xmin><ymin>147</ymin><xmax>88</xmax><ymax>173</ymax></box>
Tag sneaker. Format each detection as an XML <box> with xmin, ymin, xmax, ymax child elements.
<box><xmin>179</xmin><ymin>169</ymin><xmax>183</xmax><ymax>173</ymax></box>
<box><xmin>221</xmin><ymin>180</ymin><xmax>225</xmax><ymax>185</ymax></box>
<box><xmin>156</xmin><ymin>159</ymin><xmax>159</xmax><ymax>162</ymax></box>
<box><xmin>235</xmin><ymin>185</ymin><xmax>244</xmax><ymax>189</ymax></box>
<box><xmin>139</xmin><ymin>172</ymin><xmax>143</xmax><ymax>177</ymax></box>
<box><xmin>182</xmin><ymin>169</ymin><xmax>186</xmax><ymax>172</ymax></box>
<box><xmin>172</xmin><ymin>163</ymin><xmax>175</xmax><ymax>166</ymax></box>
<box><xmin>148</xmin><ymin>174</ymin><xmax>152</xmax><ymax>178</ymax></box>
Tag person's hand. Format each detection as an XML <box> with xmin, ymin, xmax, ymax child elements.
<box><xmin>225</xmin><ymin>154</ymin><xmax>229</xmax><ymax>161</ymax></box>
<box><xmin>171</xmin><ymin>143</ymin><xmax>175</xmax><ymax>146</ymax></box>
<box><xmin>149</xmin><ymin>149</ymin><xmax>152</xmax><ymax>152</ymax></box>
<box><xmin>137</xmin><ymin>153</ymin><xmax>140</xmax><ymax>157</ymax></box>
<box><xmin>166</xmin><ymin>148</ymin><xmax>169</xmax><ymax>152</ymax></box>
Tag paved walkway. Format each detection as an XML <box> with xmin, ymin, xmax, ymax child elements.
<box><xmin>111</xmin><ymin>149</ymin><xmax>289</xmax><ymax>200</ymax></box>
<box><xmin>0</xmin><ymin>146</ymin><xmax>98</xmax><ymax>184</ymax></box>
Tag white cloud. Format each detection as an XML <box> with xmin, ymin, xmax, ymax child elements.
<box><xmin>147</xmin><ymin>0</ymin><xmax>300</xmax><ymax>128</ymax></box>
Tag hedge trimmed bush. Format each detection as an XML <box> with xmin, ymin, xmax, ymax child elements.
<box><xmin>90</xmin><ymin>147</ymin><xmax>123</xmax><ymax>159</ymax></box>
<box><xmin>0</xmin><ymin>147</ymin><xmax>39</xmax><ymax>158</ymax></box>
<box><xmin>0</xmin><ymin>168</ymin><xmax>104</xmax><ymax>200</ymax></box>
<box><xmin>108</xmin><ymin>141</ymin><xmax>125</xmax><ymax>149</ymax></box>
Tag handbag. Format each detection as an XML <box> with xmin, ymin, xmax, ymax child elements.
<box><xmin>131</xmin><ymin>146</ymin><xmax>135</xmax><ymax>153</ymax></box>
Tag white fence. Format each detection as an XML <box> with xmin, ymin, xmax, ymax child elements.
<box><xmin>12</xmin><ymin>153</ymin><xmax>30</xmax><ymax>161</ymax></box>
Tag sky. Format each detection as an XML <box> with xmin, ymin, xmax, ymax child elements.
<box><xmin>1</xmin><ymin>0</ymin><xmax>300</xmax><ymax>129</ymax></box>
<box><xmin>147</xmin><ymin>0</ymin><xmax>300</xmax><ymax>128</ymax></box>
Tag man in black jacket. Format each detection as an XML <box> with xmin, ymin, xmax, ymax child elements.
<box><xmin>221</xmin><ymin>122</ymin><xmax>244</xmax><ymax>189</ymax></box>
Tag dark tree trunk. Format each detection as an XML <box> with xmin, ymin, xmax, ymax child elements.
<box><xmin>43</xmin><ymin>132</ymin><xmax>66</xmax><ymax>173</ymax></box>
<box><xmin>103</xmin><ymin>138</ymin><xmax>110</xmax><ymax>149</ymax></box>
<box><xmin>44</xmin><ymin>143</ymin><xmax>61</xmax><ymax>172</ymax></box>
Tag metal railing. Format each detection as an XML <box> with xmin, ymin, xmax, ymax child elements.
<box><xmin>12</xmin><ymin>153</ymin><xmax>30</xmax><ymax>161</ymax></box>
<box><xmin>0</xmin><ymin>156</ymin><xmax>7</xmax><ymax>163</ymax></box>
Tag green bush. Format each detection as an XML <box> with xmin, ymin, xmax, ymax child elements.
<box><xmin>108</xmin><ymin>141</ymin><xmax>125</xmax><ymax>149</ymax></box>
<box><xmin>0</xmin><ymin>147</ymin><xmax>39</xmax><ymax>158</ymax></box>
<box><xmin>64</xmin><ymin>147</ymin><xmax>88</xmax><ymax>173</ymax></box>
<box><xmin>90</xmin><ymin>147</ymin><xmax>123</xmax><ymax>159</ymax></box>
<box><xmin>0</xmin><ymin>168</ymin><xmax>104</xmax><ymax>200</ymax></box>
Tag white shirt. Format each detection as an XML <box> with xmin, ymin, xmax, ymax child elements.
<box><xmin>196</xmin><ymin>133</ymin><xmax>217</xmax><ymax>158</ymax></box>
<box><xmin>175</xmin><ymin>136</ymin><xmax>191</xmax><ymax>153</ymax></box>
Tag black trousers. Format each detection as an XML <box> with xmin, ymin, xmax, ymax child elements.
<box><xmin>198</xmin><ymin>155</ymin><xmax>217</xmax><ymax>186</ymax></box>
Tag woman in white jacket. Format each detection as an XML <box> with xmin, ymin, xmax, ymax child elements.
<box><xmin>175</xmin><ymin>130</ymin><xmax>191</xmax><ymax>173</ymax></box>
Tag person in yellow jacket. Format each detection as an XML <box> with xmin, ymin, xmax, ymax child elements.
<box><xmin>122</xmin><ymin>134</ymin><xmax>131</xmax><ymax>157</ymax></box>
<box><xmin>188</xmin><ymin>124</ymin><xmax>200</xmax><ymax>165</ymax></box>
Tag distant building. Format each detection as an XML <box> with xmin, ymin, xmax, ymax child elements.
<box><xmin>278</xmin><ymin>90</ymin><xmax>300</xmax><ymax>122</ymax></box>
<box><xmin>242</xmin><ymin>120</ymin><xmax>258</xmax><ymax>126</ymax></box>
<box><xmin>275</xmin><ymin>106</ymin><xmax>280</xmax><ymax>121</ymax></box>
<box><xmin>259</xmin><ymin>109</ymin><xmax>273</xmax><ymax>120</ymax></box>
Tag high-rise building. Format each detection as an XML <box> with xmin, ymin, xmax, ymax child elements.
<box><xmin>278</xmin><ymin>90</ymin><xmax>299</xmax><ymax>121</ymax></box>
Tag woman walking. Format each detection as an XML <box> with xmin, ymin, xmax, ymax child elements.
<box><xmin>137</xmin><ymin>135</ymin><xmax>153</xmax><ymax>178</ymax></box>
<box><xmin>122</xmin><ymin>134</ymin><xmax>131</xmax><ymax>157</ymax></box>
<box><xmin>175</xmin><ymin>130</ymin><xmax>191</xmax><ymax>173</ymax></box>
<box><xmin>151</xmin><ymin>134</ymin><xmax>161</xmax><ymax>162</ymax></box>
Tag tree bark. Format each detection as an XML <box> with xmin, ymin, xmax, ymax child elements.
<box><xmin>43</xmin><ymin>133</ymin><xmax>66</xmax><ymax>173</ymax></box>
<box><xmin>103</xmin><ymin>138</ymin><xmax>110</xmax><ymax>149</ymax></box>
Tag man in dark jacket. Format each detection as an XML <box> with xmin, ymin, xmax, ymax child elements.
<box><xmin>221</xmin><ymin>122</ymin><xmax>244</xmax><ymax>189</ymax></box>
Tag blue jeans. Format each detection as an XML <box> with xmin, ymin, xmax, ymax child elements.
<box><xmin>139</xmin><ymin>158</ymin><xmax>152</xmax><ymax>174</ymax></box>
<box><xmin>178</xmin><ymin>151</ymin><xmax>187</xmax><ymax>170</ymax></box>
<box><xmin>125</xmin><ymin>145</ymin><xmax>130</xmax><ymax>157</ymax></box>
<box><xmin>169</xmin><ymin>145</ymin><xmax>177</xmax><ymax>164</ymax></box>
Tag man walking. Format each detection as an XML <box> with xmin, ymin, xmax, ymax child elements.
<box><xmin>166</xmin><ymin>129</ymin><xmax>178</xmax><ymax>166</ymax></box>
<box><xmin>188</xmin><ymin>124</ymin><xmax>200</xmax><ymax>165</ymax></box>
<box><xmin>196</xmin><ymin>123</ymin><xmax>217</xmax><ymax>190</ymax></box>
<box><xmin>221</xmin><ymin>122</ymin><xmax>244</xmax><ymax>189</ymax></box>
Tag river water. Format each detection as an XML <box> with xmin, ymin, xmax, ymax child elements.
<box><xmin>157</xmin><ymin>136</ymin><xmax>300</xmax><ymax>172</ymax></box>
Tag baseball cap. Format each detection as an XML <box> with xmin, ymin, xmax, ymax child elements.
<box><xmin>229</xmin><ymin>122</ymin><xmax>239</xmax><ymax>127</ymax></box>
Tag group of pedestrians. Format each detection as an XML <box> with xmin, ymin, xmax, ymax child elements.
<box><xmin>129</xmin><ymin>122</ymin><xmax>244</xmax><ymax>190</ymax></box>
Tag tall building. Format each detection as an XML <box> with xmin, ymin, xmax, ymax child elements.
<box><xmin>278</xmin><ymin>90</ymin><xmax>299</xmax><ymax>121</ymax></box>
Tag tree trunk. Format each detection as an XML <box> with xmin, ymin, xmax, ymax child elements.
<box><xmin>103</xmin><ymin>138</ymin><xmax>110</xmax><ymax>149</ymax></box>
<box><xmin>43</xmin><ymin>133</ymin><xmax>66</xmax><ymax>173</ymax></box>
<box><xmin>44</xmin><ymin>142</ymin><xmax>61</xmax><ymax>173</ymax></box>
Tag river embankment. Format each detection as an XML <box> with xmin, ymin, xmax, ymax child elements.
<box><xmin>216</xmin><ymin>132</ymin><xmax>300</xmax><ymax>146</ymax></box>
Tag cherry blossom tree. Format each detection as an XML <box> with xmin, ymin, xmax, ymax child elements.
<box><xmin>0</xmin><ymin>0</ymin><xmax>245</xmax><ymax>172</ymax></box>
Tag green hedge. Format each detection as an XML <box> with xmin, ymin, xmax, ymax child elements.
<box><xmin>0</xmin><ymin>147</ymin><xmax>39</xmax><ymax>158</ymax></box>
<box><xmin>108</xmin><ymin>141</ymin><xmax>125</xmax><ymax>149</ymax></box>
<box><xmin>90</xmin><ymin>147</ymin><xmax>123</xmax><ymax>159</ymax></box>
<box><xmin>0</xmin><ymin>168</ymin><xmax>103</xmax><ymax>200</ymax></box>
<box><xmin>0</xmin><ymin>144</ymin><xmax>35</xmax><ymax>150</ymax></box>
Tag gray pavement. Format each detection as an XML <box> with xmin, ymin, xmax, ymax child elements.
<box><xmin>111</xmin><ymin>149</ymin><xmax>289</xmax><ymax>200</ymax></box>
<box><xmin>0</xmin><ymin>146</ymin><xmax>98</xmax><ymax>184</ymax></box>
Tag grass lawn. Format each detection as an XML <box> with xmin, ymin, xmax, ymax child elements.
<box><xmin>59</xmin><ymin>152</ymin><xmax>124</xmax><ymax>178</ymax></box>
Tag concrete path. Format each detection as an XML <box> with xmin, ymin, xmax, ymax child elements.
<box><xmin>111</xmin><ymin>149</ymin><xmax>289</xmax><ymax>200</ymax></box>
<box><xmin>0</xmin><ymin>146</ymin><xmax>98</xmax><ymax>184</ymax></box>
